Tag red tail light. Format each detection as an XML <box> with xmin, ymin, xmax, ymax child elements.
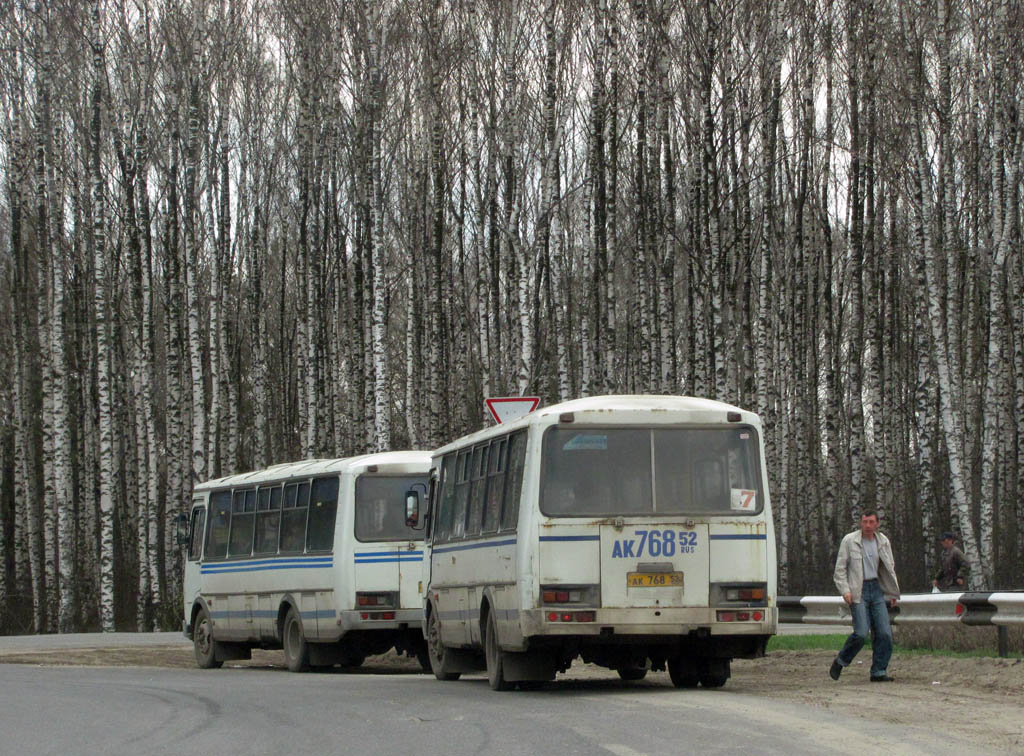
<box><xmin>575</xmin><ymin>611</ymin><xmax>596</xmax><ymax>622</ymax></box>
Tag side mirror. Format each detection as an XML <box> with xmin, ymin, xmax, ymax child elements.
<box><xmin>175</xmin><ymin>512</ymin><xmax>190</xmax><ymax>547</ymax></box>
<box><xmin>405</xmin><ymin>484</ymin><xmax>427</xmax><ymax>529</ymax></box>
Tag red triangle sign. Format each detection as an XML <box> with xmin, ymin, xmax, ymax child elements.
<box><xmin>485</xmin><ymin>396</ymin><xmax>541</xmax><ymax>424</ymax></box>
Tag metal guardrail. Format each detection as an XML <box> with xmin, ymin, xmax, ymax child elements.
<box><xmin>778</xmin><ymin>591</ymin><xmax>1024</xmax><ymax>657</ymax></box>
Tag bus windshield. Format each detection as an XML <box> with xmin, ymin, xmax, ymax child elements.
<box><xmin>540</xmin><ymin>426</ymin><xmax>762</xmax><ymax>517</ymax></box>
<box><xmin>355</xmin><ymin>475</ymin><xmax>429</xmax><ymax>541</ymax></box>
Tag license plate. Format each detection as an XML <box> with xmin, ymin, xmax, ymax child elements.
<box><xmin>627</xmin><ymin>572</ymin><xmax>683</xmax><ymax>588</ymax></box>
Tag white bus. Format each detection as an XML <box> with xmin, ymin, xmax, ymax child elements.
<box><xmin>181</xmin><ymin>452</ymin><xmax>431</xmax><ymax>672</ymax></box>
<box><xmin>405</xmin><ymin>396</ymin><xmax>777</xmax><ymax>690</ymax></box>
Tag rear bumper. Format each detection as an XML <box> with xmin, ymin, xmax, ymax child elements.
<box><xmin>325</xmin><ymin>608</ymin><xmax>424</xmax><ymax>637</ymax></box>
<box><xmin>520</xmin><ymin>606</ymin><xmax>777</xmax><ymax>638</ymax></box>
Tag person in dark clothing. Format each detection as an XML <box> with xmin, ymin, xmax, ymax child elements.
<box><xmin>932</xmin><ymin>532</ymin><xmax>969</xmax><ymax>591</ymax></box>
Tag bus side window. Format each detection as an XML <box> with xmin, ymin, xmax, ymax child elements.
<box><xmin>500</xmin><ymin>431</ymin><xmax>527</xmax><ymax>531</ymax></box>
<box><xmin>188</xmin><ymin>506</ymin><xmax>206</xmax><ymax>561</ymax></box>
<box><xmin>280</xmin><ymin>481</ymin><xmax>309</xmax><ymax>553</ymax></box>
<box><xmin>434</xmin><ymin>454</ymin><xmax>456</xmax><ymax>543</ymax></box>
<box><xmin>205</xmin><ymin>491</ymin><xmax>231</xmax><ymax>559</ymax></box>
<box><xmin>254</xmin><ymin>485</ymin><xmax>281</xmax><ymax>555</ymax></box>
<box><xmin>451</xmin><ymin>450</ymin><xmax>471</xmax><ymax>539</ymax></box>
<box><xmin>307</xmin><ymin>476</ymin><xmax>339</xmax><ymax>552</ymax></box>
<box><xmin>466</xmin><ymin>444</ymin><xmax>489</xmax><ymax>537</ymax></box>
<box><xmin>228</xmin><ymin>489</ymin><xmax>256</xmax><ymax>557</ymax></box>
<box><xmin>482</xmin><ymin>437</ymin><xmax>506</xmax><ymax>533</ymax></box>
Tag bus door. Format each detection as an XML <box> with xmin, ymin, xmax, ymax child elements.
<box><xmin>184</xmin><ymin>500</ymin><xmax>206</xmax><ymax>624</ymax></box>
<box><xmin>397</xmin><ymin>539</ymin><xmax>424</xmax><ymax>611</ymax></box>
<box><xmin>353</xmin><ymin>474</ymin><xmax>426</xmax><ymax>611</ymax></box>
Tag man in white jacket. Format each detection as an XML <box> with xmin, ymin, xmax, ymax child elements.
<box><xmin>829</xmin><ymin>509</ymin><xmax>901</xmax><ymax>682</ymax></box>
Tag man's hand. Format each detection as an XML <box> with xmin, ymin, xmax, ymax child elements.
<box><xmin>956</xmin><ymin>578</ymin><xmax>964</xmax><ymax>585</ymax></box>
<box><xmin>889</xmin><ymin>597</ymin><xmax>899</xmax><ymax>609</ymax></box>
<box><xmin>842</xmin><ymin>592</ymin><xmax>852</xmax><ymax>605</ymax></box>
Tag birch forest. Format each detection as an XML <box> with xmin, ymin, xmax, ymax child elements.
<box><xmin>1</xmin><ymin>0</ymin><xmax>1022</xmax><ymax>633</ymax></box>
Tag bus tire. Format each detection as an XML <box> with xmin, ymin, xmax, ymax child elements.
<box><xmin>426</xmin><ymin>607</ymin><xmax>460</xmax><ymax>681</ymax></box>
<box><xmin>667</xmin><ymin>657</ymin><xmax>699</xmax><ymax>688</ymax></box>
<box><xmin>193</xmin><ymin>607</ymin><xmax>223</xmax><ymax>669</ymax></box>
<box><xmin>484</xmin><ymin>611</ymin><xmax>513</xmax><ymax>691</ymax></box>
<box><xmin>282</xmin><ymin>607</ymin><xmax>310</xmax><ymax>672</ymax></box>
<box><xmin>699</xmin><ymin>659</ymin><xmax>729</xmax><ymax>688</ymax></box>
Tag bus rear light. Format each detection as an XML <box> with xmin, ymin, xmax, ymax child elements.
<box><xmin>361</xmin><ymin>611</ymin><xmax>396</xmax><ymax>620</ymax></box>
<box><xmin>717</xmin><ymin>610</ymin><xmax>763</xmax><ymax>622</ymax></box>
<box><xmin>541</xmin><ymin>585</ymin><xmax>596</xmax><ymax>605</ymax></box>
<box><xmin>357</xmin><ymin>592</ymin><xmax>396</xmax><ymax>608</ymax></box>
<box><xmin>725</xmin><ymin>588</ymin><xmax>765</xmax><ymax>601</ymax></box>
<box><xmin>547</xmin><ymin>611</ymin><xmax>597</xmax><ymax>622</ymax></box>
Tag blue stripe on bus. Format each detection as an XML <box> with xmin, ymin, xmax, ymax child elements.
<box><xmin>354</xmin><ymin>550</ymin><xmax>424</xmax><ymax>558</ymax></box>
<box><xmin>539</xmin><ymin>535</ymin><xmax>600</xmax><ymax>542</ymax></box>
<box><xmin>432</xmin><ymin>538</ymin><xmax>517</xmax><ymax>554</ymax></box>
<box><xmin>354</xmin><ymin>556</ymin><xmax>424</xmax><ymax>564</ymax></box>
<box><xmin>198</xmin><ymin>561</ymin><xmax>327</xmax><ymax>569</ymax></box>
<box><xmin>209</xmin><ymin>609</ymin><xmax>337</xmax><ymax>620</ymax></box>
<box><xmin>709</xmin><ymin>534</ymin><xmax>767</xmax><ymax>540</ymax></box>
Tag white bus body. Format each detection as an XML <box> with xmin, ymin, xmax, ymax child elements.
<box><xmin>182</xmin><ymin>452</ymin><xmax>431</xmax><ymax>671</ymax></box>
<box><xmin>412</xmin><ymin>396</ymin><xmax>777</xmax><ymax>690</ymax></box>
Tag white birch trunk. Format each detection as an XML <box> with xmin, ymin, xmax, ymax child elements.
<box><xmin>90</xmin><ymin>0</ymin><xmax>115</xmax><ymax>631</ymax></box>
<box><xmin>913</xmin><ymin>130</ymin><xmax>985</xmax><ymax>587</ymax></box>
<box><xmin>370</xmin><ymin>18</ymin><xmax>390</xmax><ymax>451</ymax></box>
<box><xmin>186</xmin><ymin>82</ymin><xmax>207</xmax><ymax>488</ymax></box>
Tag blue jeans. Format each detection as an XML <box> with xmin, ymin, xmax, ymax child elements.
<box><xmin>836</xmin><ymin>579</ymin><xmax>893</xmax><ymax>678</ymax></box>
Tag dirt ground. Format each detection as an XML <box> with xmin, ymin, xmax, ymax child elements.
<box><xmin>3</xmin><ymin>645</ymin><xmax>1023</xmax><ymax>752</ymax></box>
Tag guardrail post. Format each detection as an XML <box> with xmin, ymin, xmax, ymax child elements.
<box><xmin>997</xmin><ymin>626</ymin><xmax>1008</xmax><ymax>658</ymax></box>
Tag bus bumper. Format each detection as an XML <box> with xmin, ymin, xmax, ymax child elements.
<box><xmin>519</xmin><ymin>606</ymin><xmax>777</xmax><ymax>639</ymax></box>
<box><xmin>331</xmin><ymin>608</ymin><xmax>425</xmax><ymax>635</ymax></box>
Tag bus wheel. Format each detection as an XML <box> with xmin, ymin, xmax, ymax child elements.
<box><xmin>426</xmin><ymin>608</ymin><xmax>460</xmax><ymax>681</ymax></box>
<box><xmin>484</xmin><ymin>612</ymin><xmax>513</xmax><ymax>691</ymax></box>
<box><xmin>193</xmin><ymin>608</ymin><xmax>223</xmax><ymax>669</ymax></box>
<box><xmin>617</xmin><ymin>666</ymin><xmax>648</xmax><ymax>681</ymax></box>
<box><xmin>699</xmin><ymin>659</ymin><xmax>730</xmax><ymax>688</ymax></box>
<box><xmin>282</xmin><ymin>607</ymin><xmax>310</xmax><ymax>672</ymax></box>
<box><xmin>667</xmin><ymin>657</ymin><xmax>699</xmax><ymax>688</ymax></box>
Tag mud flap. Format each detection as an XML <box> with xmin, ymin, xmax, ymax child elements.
<box><xmin>440</xmin><ymin>646</ymin><xmax>486</xmax><ymax>674</ymax></box>
<box><xmin>502</xmin><ymin>650</ymin><xmax>557</xmax><ymax>682</ymax></box>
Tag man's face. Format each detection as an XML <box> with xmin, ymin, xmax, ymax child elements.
<box><xmin>860</xmin><ymin>514</ymin><xmax>879</xmax><ymax>538</ymax></box>
<box><xmin>941</xmin><ymin>537</ymin><xmax>954</xmax><ymax>550</ymax></box>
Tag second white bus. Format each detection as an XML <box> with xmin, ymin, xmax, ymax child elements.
<box><xmin>182</xmin><ymin>452</ymin><xmax>431</xmax><ymax>671</ymax></box>
<box><xmin>406</xmin><ymin>395</ymin><xmax>777</xmax><ymax>690</ymax></box>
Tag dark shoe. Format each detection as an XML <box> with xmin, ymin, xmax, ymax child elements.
<box><xmin>829</xmin><ymin>660</ymin><xmax>842</xmax><ymax>681</ymax></box>
<box><xmin>870</xmin><ymin>674</ymin><xmax>894</xmax><ymax>682</ymax></box>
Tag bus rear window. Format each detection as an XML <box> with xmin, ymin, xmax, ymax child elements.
<box><xmin>355</xmin><ymin>475</ymin><xmax>428</xmax><ymax>542</ymax></box>
<box><xmin>540</xmin><ymin>426</ymin><xmax>762</xmax><ymax>517</ymax></box>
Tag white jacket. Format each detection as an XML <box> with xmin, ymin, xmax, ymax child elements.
<box><xmin>833</xmin><ymin>530</ymin><xmax>900</xmax><ymax>604</ymax></box>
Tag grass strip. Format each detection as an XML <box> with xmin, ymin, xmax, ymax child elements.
<box><xmin>768</xmin><ymin>633</ymin><xmax>1014</xmax><ymax>658</ymax></box>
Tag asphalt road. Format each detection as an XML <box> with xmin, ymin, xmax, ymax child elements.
<box><xmin>0</xmin><ymin>662</ymin><xmax>968</xmax><ymax>756</ymax></box>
